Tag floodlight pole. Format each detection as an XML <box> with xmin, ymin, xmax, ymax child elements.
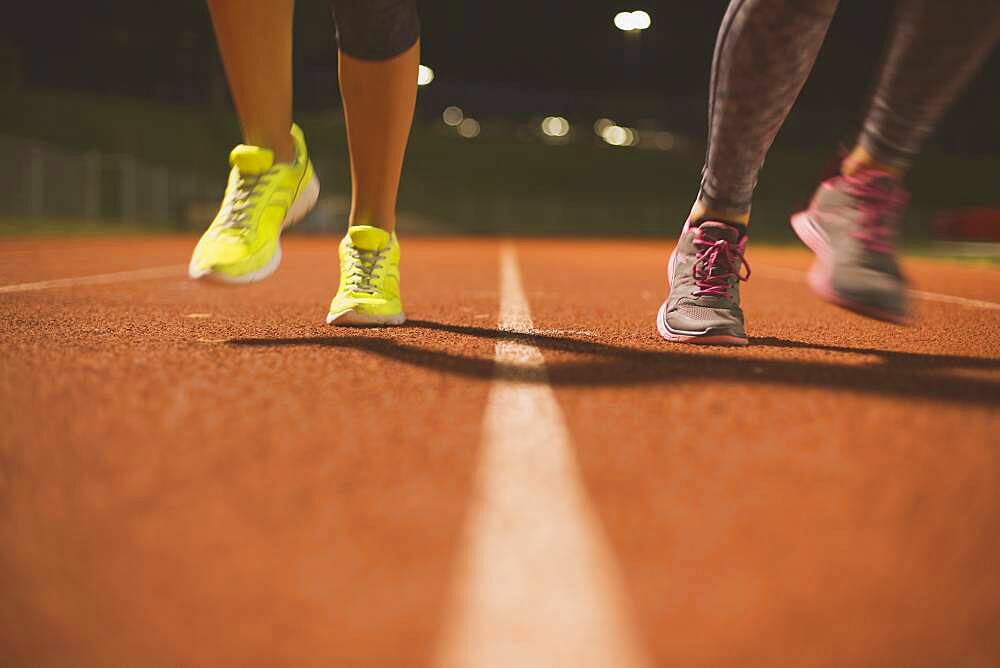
<box><xmin>625</xmin><ymin>29</ymin><xmax>642</xmax><ymax>67</ymax></box>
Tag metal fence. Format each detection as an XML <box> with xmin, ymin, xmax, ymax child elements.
<box><xmin>0</xmin><ymin>135</ymin><xmax>678</xmax><ymax>236</ymax></box>
<box><xmin>0</xmin><ymin>135</ymin><xmax>217</xmax><ymax>225</ymax></box>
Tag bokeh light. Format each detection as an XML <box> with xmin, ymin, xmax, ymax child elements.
<box><xmin>651</xmin><ymin>130</ymin><xmax>674</xmax><ymax>151</ymax></box>
<box><xmin>601</xmin><ymin>125</ymin><xmax>638</xmax><ymax>147</ymax></box>
<box><xmin>442</xmin><ymin>106</ymin><xmax>464</xmax><ymax>126</ymax></box>
<box><xmin>614</xmin><ymin>10</ymin><xmax>652</xmax><ymax>32</ymax></box>
<box><xmin>541</xmin><ymin>116</ymin><xmax>570</xmax><ymax>138</ymax></box>
<box><xmin>417</xmin><ymin>65</ymin><xmax>435</xmax><ymax>86</ymax></box>
<box><xmin>593</xmin><ymin>118</ymin><xmax>614</xmax><ymax>135</ymax></box>
<box><xmin>457</xmin><ymin>118</ymin><xmax>481</xmax><ymax>139</ymax></box>
<box><xmin>601</xmin><ymin>125</ymin><xmax>627</xmax><ymax>146</ymax></box>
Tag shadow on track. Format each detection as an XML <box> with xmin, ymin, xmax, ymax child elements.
<box><xmin>228</xmin><ymin>319</ymin><xmax>1000</xmax><ymax>406</ymax></box>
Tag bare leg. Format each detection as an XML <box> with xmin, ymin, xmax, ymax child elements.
<box><xmin>325</xmin><ymin>0</ymin><xmax>419</xmax><ymax>324</ymax></box>
<box><xmin>206</xmin><ymin>0</ymin><xmax>296</xmax><ymax>163</ymax></box>
<box><xmin>338</xmin><ymin>42</ymin><xmax>419</xmax><ymax>233</ymax></box>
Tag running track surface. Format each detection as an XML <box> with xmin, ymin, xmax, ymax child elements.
<box><xmin>2</xmin><ymin>236</ymin><xmax>999</xmax><ymax>666</ymax></box>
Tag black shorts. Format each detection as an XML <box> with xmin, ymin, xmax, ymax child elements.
<box><xmin>331</xmin><ymin>0</ymin><xmax>420</xmax><ymax>60</ymax></box>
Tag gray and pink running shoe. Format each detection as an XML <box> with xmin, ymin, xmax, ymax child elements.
<box><xmin>658</xmin><ymin>220</ymin><xmax>751</xmax><ymax>346</ymax></box>
<box><xmin>791</xmin><ymin>169</ymin><xmax>909</xmax><ymax>323</ymax></box>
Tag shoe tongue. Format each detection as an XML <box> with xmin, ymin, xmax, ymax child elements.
<box><xmin>229</xmin><ymin>145</ymin><xmax>274</xmax><ymax>175</ymax></box>
<box><xmin>348</xmin><ymin>225</ymin><xmax>390</xmax><ymax>251</ymax></box>
<box><xmin>696</xmin><ymin>220</ymin><xmax>742</xmax><ymax>243</ymax></box>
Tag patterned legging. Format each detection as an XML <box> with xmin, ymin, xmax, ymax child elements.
<box><xmin>700</xmin><ymin>0</ymin><xmax>1000</xmax><ymax>213</ymax></box>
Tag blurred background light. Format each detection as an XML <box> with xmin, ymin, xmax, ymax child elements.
<box><xmin>601</xmin><ymin>125</ymin><xmax>628</xmax><ymax>146</ymax></box>
<box><xmin>601</xmin><ymin>125</ymin><xmax>638</xmax><ymax>147</ymax></box>
<box><xmin>457</xmin><ymin>117</ymin><xmax>481</xmax><ymax>139</ymax></box>
<box><xmin>417</xmin><ymin>64</ymin><xmax>435</xmax><ymax>86</ymax></box>
<box><xmin>651</xmin><ymin>130</ymin><xmax>674</xmax><ymax>151</ymax></box>
<box><xmin>614</xmin><ymin>10</ymin><xmax>652</xmax><ymax>32</ymax></box>
<box><xmin>541</xmin><ymin>116</ymin><xmax>570</xmax><ymax>138</ymax></box>
<box><xmin>593</xmin><ymin>118</ymin><xmax>614</xmax><ymax>135</ymax></box>
<box><xmin>442</xmin><ymin>105</ymin><xmax>464</xmax><ymax>126</ymax></box>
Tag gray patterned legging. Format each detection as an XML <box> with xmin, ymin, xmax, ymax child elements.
<box><xmin>699</xmin><ymin>0</ymin><xmax>1000</xmax><ymax>213</ymax></box>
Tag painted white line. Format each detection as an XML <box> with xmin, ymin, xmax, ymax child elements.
<box><xmin>0</xmin><ymin>265</ymin><xmax>186</xmax><ymax>294</ymax></box>
<box><xmin>929</xmin><ymin>241</ymin><xmax>1000</xmax><ymax>258</ymax></box>
<box><xmin>907</xmin><ymin>289</ymin><xmax>1000</xmax><ymax>311</ymax></box>
<box><xmin>535</xmin><ymin>328</ymin><xmax>596</xmax><ymax>337</ymax></box>
<box><xmin>434</xmin><ymin>244</ymin><xmax>648</xmax><ymax>668</ymax></box>
<box><xmin>753</xmin><ymin>264</ymin><xmax>1000</xmax><ymax>311</ymax></box>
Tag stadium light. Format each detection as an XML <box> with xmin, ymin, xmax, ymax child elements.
<box><xmin>442</xmin><ymin>106</ymin><xmax>464</xmax><ymax>126</ymax></box>
<box><xmin>601</xmin><ymin>125</ymin><xmax>638</xmax><ymax>147</ymax></box>
<box><xmin>601</xmin><ymin>125</ymin><xmax>627</xmax><ymax>146</ymax></box>
<box><xmin>593</xmin><ymin>118</ymin><xmax>614</xmax><ymax>135</ymax></box>
<box><xmin>417</xmin><ymin>65</ymin><xmax>435</xmax><ymax>86</ymax></box>
<box><xmin>541</xmin><ymin>116</ymin><xmax>570</xmax><ymax>138</ymax></box>
<box><xmin>457</xmin><ymin>118</ymin><xmax>481</xmax><ymax>139</ymax></box>
<box><xmin>614</xmin><ymin>10</ymin><xmax>652</xmax><ymax>32</ymax></box>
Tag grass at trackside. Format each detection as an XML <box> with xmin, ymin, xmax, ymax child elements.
<box><xmin>903</xmin><ymin>245</ymin><xmax>1000</xmax><ymax>265</ymax></box>
<box><xmin>4</xmin><ymin>217</ymin><xmax>997</xmax><ymax>266</ymax></box>
<box><xmin>0</xmin><ymin>90</ymin><xmax>241</xmax><ymax>174</ymax></box>
<box><xmin>3</xmin><ymin>89</ymin><xmax>998</xmax><ymax>243</ymax></box>
<box><xmin>0</xmin><ymin>218</ymin><xmax>180</xmax><ymax>237</ymax></box>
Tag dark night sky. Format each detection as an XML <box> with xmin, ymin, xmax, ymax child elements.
<box><xmin>6</xmin><ymin>0</ymin><xmax>998</xmax><ymax>138</ymax></box>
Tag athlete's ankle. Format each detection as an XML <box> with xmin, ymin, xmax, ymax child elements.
<box><xmin>272</xmin><ymin>136</ymin><xmax>297</xmax><ymax>164</ymax></box>
<box><xmin>244</xmin><ymin>132</ymin><xmax>296</xmax><ymax>164</ymax></box>
<box><xmin>690</xmin><ymin>199</ymin><xmax>750</xmax><ymax>227</ymax></box>
<box><xmin>348</xmin><ymin>215</ymin><xmax>396</xmax><ymax>234</ymax></box>
<box><xmin>841</xmin><ymin>145</ymin><xmax>904</xmax><ymax>180</ymax></box>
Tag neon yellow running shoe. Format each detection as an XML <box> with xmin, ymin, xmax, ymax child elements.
<box><xmin>326</xmin><ymin>225</ymin><xmax>405</xmax><ymax>326</ymax></box>
<box><xmin>189</xmin><ymin>124</ymin><xmax>320</xmax><ymax>283</ymax></box>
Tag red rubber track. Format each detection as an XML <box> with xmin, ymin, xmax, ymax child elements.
<box><xmin>1</xmin><ymin>236</ymin><xmax>998</xmax><ymax>666</ymax></box>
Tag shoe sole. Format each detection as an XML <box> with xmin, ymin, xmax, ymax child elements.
<box><xmin>790</xmin><ymin>211</ymin><xmax>907</xmax><ymax>324</ymax></box>
<box><xmin>189</xmin><ymin>173</ymin><xmax>321</xmax><ymax>285</ymax></box>
<box><xmin>326</xmin><ymin>310</ymin><xmax>406</xmax><ymax>327</ymax></box>
<box><xmin>656</xmin><ymin>301</ymin><xmax>749</xmax><ymax>346</ymax></box>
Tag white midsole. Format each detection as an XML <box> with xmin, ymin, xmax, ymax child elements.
<box><xmin>284</xmin><ymin>173</ymin><xmax>321</xmax><ymax>231</ymax></box>
<box><xmin>326</xmin><ymin>309</ymin><xmax>406</xmax><ymax>326</ymax></box>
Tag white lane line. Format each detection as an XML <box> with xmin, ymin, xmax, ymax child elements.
<box><xmin>0</xmin><ymin>265</ymin><xmax>186</xmax><ymax>294</ymax></box>
<box><xmin>907</xmin><ymin>288</ymin><xmax>1000</xmax><ymax>310</ymax></box>
<box><xmin>753</xmin><ymin>264</ymin><xmax>1000</xmax><ymax>311</ymax></box>
<box><xmin>536</xmin><ymin>328</ymin><xmax>596</xmax><ymax>337</ymax></box>
<box><xmin>434</xmin><ymin>244</ymin><xmax>648</xmax><ymax>668</ymax></box>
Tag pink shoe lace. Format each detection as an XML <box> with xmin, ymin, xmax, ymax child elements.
<box><xmin>840</xmin><ymin>171</ymin><xmax>908</xmax><ymax>255</ymax></box>
<box><xmin>692</xmin><ymin>227</ymin><xmax>751</xmax><ymax>298</ymax></box>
